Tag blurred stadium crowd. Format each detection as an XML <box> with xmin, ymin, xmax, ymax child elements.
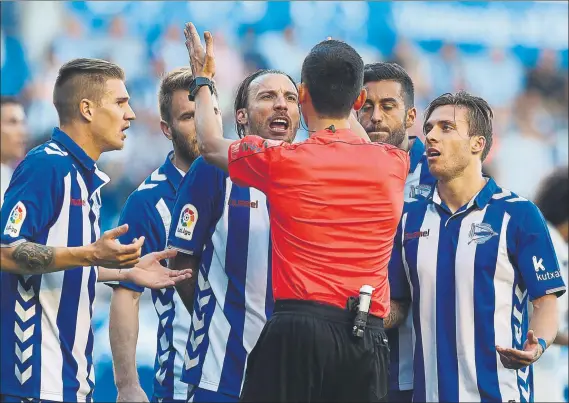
<box><xmin>1</xmin><ymin>1</ymin><xmax>567</xmax><ymax>400</ymax></box>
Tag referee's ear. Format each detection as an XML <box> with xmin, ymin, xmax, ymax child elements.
<box><xmin>352</xmin><ymin>88</ymin><xmax>367</xmax><ymax>112</ymax></box>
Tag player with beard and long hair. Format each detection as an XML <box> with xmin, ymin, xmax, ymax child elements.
<box><xmin>166</xmin><ymin>68</ymin><xmax>301</xmax><ymax>403</ymax></box>
<box><xmin>107</xmin><ymin>67</ymin><xmax>223</xmax><ymax>403</ymax></box>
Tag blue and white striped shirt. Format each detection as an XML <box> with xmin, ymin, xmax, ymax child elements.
<box><xmin>0</xmin><ymin>128</ymin><xmax>109</xmax><ymax>402</ymax></box>
<box><xmin>167</xmin><ymin>156</ymin><xmax>273</xmax><ymax>398</ymax></box>
<box><xmin>388</xmin><ymin>137</ymin><xmax>436</xmax><ymax>392</ymax></box>
<box><xmin>106</xmin><ymin>151</ymin><xmax>191</xmax><ymax>401</ymax></box>
<box><xmin>389</xmin><ymin>177</ymin><xmax>566</xmax><ymax>402</ymax></box>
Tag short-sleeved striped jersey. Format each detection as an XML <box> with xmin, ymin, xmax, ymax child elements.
<box><xmin>0</xmin><ymin>128</ymin><xmax>109</xmax><ymax>402</ymax></box>
<box><xmin>105</xmin><ymin>152</ymin><xmax>191</xmax><ymax>401</ymax></box>
<box><xmin>387</xmin><ymin>138</ymin><xmax>436</xmax><ymax>392</ymax></box>
<box><xmin>389</xmin><ymin>177</ymin><xmax>566</xmax><ymax>402</ymax></box>
<box><xmin>167</xmin><ymin>156</ymin><xmax>273</xmax><ymax>398</ymax></box>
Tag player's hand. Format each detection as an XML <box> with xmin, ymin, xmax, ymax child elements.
<box><xmin>184</xmin><ymin>22</ymin><xmax>216</xmax><ymax>80</ymax></box>
<box><xmin>496</xmin><ymin>330</ymin><xmax>544</xmax><ymax>369</ymax></box>
<box><xmin>126</xmin><ymin>249</ymin><xmax>193</xmax><ymax>289</ymax></box>
<box><xmin>91</xmin><ymin>224</ymin><xmax>144</xmax><ymax>268</ymax></box>
<box><xmin>116</xmin><ymin>384</ymin><xmax>149</xmax><ymax>402</ymax></box>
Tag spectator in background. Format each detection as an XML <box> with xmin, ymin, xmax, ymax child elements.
<box><xmin>428</xmin><ymin>43</ymin><xmax>466</xmax><ymax>97</ymax></box>
<box><xmin>0</xmin><ymin>96</ymin><xmax>27</xmax><ymax>207</ymax></box>
<box><xmin>526</xmin><ymin>49</ymin><xmax>568</xmax><ymax>110</ymax></box>
<box><xmin>533</xmin><ymin>166</ymin><xmax>569</xmax><ymax>403</ymax></box>
<box><xmin>259</xmin><ymin>26</ymin><xmax>306</xmax><ymax>82</ymax></box>
<box><xmin>0</xmin><ymin>29</ymin><xmax>30</xmax><ymax>97</ymax></box>
<box><xmin>493</xmin><ymin>92</ymin><xmax>556</xmax><ymax>199</ymax></box>
<box><xmin>98</xmin><ymin>16</ymin><xmax>146</xmax><ymax>82</ymax></box>
<box><xmin>241</xmin><ymin>27</ymin><xmax>270</xmax><ymax>74</ymax></box>
<box><xmin>25</xmin><ymin>45</ymin><xmax>61</xmax><ymax>144</ymax></box>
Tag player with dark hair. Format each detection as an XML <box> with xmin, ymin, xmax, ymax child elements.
<box><xmin>533</xmin><ymin>166</ymin><xmax>569</xmax><ymax>402</ymax></box>
<box><xmin>0</xmin><ymin>58</ymin><xmax>191</xmax><ymax>403</ymax></box>
<box><xmin>182</xmin><ymin>23</ymin><xmax>408</xmax><ymax>402</ymax></box>
<box><xmin>107</xmin><ymin>67</ymin><xmax>221</xmax><ymax>403</ymax></box>
<box><xmin>0</xmin><ymin>96</ymin><xmax>27</xmax><ymax>208</ymax></box>
<box><xmin>357</xmin><ymin>62</ymin><xmax>436</xmax><ymax>402</ymax></box>
<box><xmin>166</xmin><ymin>67</ymin><xmax>300</xmax><ymax>403</ymax></box>
<box><xmin>389</xmin><ymin>91</ymin><xmax>565</xmax><ymax>402</ymax></box>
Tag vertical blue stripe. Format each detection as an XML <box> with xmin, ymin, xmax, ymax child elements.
<box><xmin>85</xmin><ymin>265</ymin><xmax>96</xmax><ymax>398</ymax></box>
<box><xmin>473</xmin><ymin>208</ymin><xmax>504</xmax><ymax>401</ymax></box>
<box><xmin>58</xmin><ymin>170</ymin><xmax>83</xmax><ymax>401</ymax></box>
<box><xmin>403</xmin><ymin>205</ymin><xmax>428</xmax><ymax>403</ymax></box>
<box><xmin>435</xmin><ymin>213</ymin><xmax>459</xmax><ymax>402</ymax></box>
<box><xmin>218</xmin><ymin>185</ymin><xmax>250</xmax><ymax>392</ymax></box>
<box><xmin>265</xmin><ymin>200</ymin><xmax>273</xmax><ymax>320</ymax></box>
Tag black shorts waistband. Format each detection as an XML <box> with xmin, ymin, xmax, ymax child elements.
<box><xmin>273</xmin><ymin>299</ymin><xmax>384</xmax><ymax>329</ymax></box>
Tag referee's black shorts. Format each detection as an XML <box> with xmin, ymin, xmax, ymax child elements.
<box><xmin>240</xmin><ymin>299</ymin><xmax>390</xmax><ymax>402</ymax></box>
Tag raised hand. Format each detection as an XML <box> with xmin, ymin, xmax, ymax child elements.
<box><xmin>184</xmin><ymin>22</ymin><xmax>216</xmax><ymax>79</ymax></box>
<box><xmin>496</xmin><ymin>329</ymin><xmax>544</xmax><ymax>370</ymax></box>
<box><xmin>91</xmin><ymin>224</ymin><xmax>144</xmax><ymax>268</ymax></box>
<box><xmin>126</xmin><ymin>248</ymin><xmax>193</xmax><ymax>289</ymax></box>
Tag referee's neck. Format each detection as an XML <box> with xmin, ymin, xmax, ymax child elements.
<box><xmin>307</xmin><ymin>118</ymin><xmax>350</xmax><ymax>134</ymax></box>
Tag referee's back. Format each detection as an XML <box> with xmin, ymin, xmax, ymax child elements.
<box><xmin>236</xmin><ymin>129</ymin><xmax>408</xmax><ymax>318</ymax></box>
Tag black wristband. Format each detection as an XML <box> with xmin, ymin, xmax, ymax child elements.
<box><xmin>188</xmin><ymin>77</ymin><xmax>214</xmax><ymax>101</ymax></box>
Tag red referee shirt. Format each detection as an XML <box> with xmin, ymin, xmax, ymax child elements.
<box><xmin>227</xmin><ymin>128</ymin><xmax>409</xmax><ymax>317</ymax></box>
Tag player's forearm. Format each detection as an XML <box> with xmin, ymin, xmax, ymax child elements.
<box><xmin>110</xmin><ymin>287</ymin><xmax>142</xmax><ymax>389</ymax></box>
<box><xmin>530</xmin><ymin>294</ymin><xmax>559</xmax><ymax>348</ymax></box>
<box><xmin>195</xmin><ymin>85</ymin><xmax>231</xmax><ymax>172</ymax></box>
<box><xmin>384</xmin><ymin>299</ymin><xmax>410</xmax><ymax>329</ymax></box>
<box><xmin>554</xmin><ymin>332</ymin><xmax>569</xmax><ymax>346</ymax></box>
<box><xmin>97</xmin><ymin>267</ymin><xmax>133</xmax><ymax>283</ymax></box>
<box><xmin>1</xmin><ymin>242</ymin><xmax>95</xmax><ymax>275</ymax></box>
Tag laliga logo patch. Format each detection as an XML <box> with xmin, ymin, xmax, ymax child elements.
<box><xmin>175</xmin><ymin>204</ymin><xmax>198</xmax><ymax>241</ymax></box>
<box><xmin>4</xmin><ymin>201</ymin><xmax>26</xmax><ymax>238</ymax></box>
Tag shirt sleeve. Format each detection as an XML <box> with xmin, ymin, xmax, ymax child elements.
<box><xmin>227</xmin><ymin>135</ymin><xmax>283</xmax><ymax>193</ymax></box>
<box><xmin>0</xmin><ymin>155</ymin><xmax>64</xmax><ymax>247</ymax></box>
<box><xmin>388</xmin><ymin>213</ymin><xmax>411</xmax><ymax>300</ymax></box>
<box><xmin>167</xmin><ymin>157</ymin><xmax>224</xmax><ymax>257</ymax></box>
<box><xmin>513</xmin><ymin>202</ymin><xmax>566</xmax><ymax>300</ymax></box>
<box><xmin>106</xmin><ymin>193</ymin><xmax>162</xmax><ymax>293</ymax></box>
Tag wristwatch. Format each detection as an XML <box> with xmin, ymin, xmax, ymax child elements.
<box><xmin>188</xmin><ymin>77</ymin><xmax>214</xmax><ymax>101</ymax></box>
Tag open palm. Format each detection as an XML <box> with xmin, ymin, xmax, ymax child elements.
<box><xmin>128</xmin><ymin>249</ymin><xmax>192</xmax><ymax>289</ymax></box>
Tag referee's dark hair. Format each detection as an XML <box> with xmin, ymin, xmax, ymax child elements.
<box><xmin>300</xmin><ymin>39</ymin><xmax>364</xmax><ymax>118</ymax></box>
<box><xmin>364</xmin><ymin>62</ymin><xmax>415</xmax><ymax>110</ymax></box>
<box><xmin>423</xmin><ymin>91</ymin><xmax>494</xmax><ymax>162</ymax></box>
<box><xmin>53</xmin><ymin>58</ymin><xmax>125</xmax><ymax>125</ymax></box>
<box><xmin>234</xmin><ymin>69</ymin><xmax>297</xmax><ymax>138</ymax></box>
<box><xmin>534</xmin><ymin>166</ymin><xmax>569</xmax><ymax>227</ymax></box>
<box><xmin>158</xmin><ymin>67</ymin><xmax>218</xmax><ymax>125</ymax></box>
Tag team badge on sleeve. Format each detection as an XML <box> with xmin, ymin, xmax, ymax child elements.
<box><xmin>175</xmin><ymin>204</ymin><xmax>198</xmax><ymax>241</ymax></box>
<box><xmin>4</xmin><ymin>201</ymin><xmax>27</xmax><ymax>238</ymax></box>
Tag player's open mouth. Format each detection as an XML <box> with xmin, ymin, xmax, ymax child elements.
<box><xmin>427</xmin><ymin>148</ymin><xmax>441</xmax><ymax>159</ymax></box>
<box><xmin>269</xmin><ymin>118</ymin><xmax>290</xmax><ymax>132</ymax></box>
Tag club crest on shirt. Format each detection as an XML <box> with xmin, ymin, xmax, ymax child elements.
<box><xmin>468</xmin><ymin>222</ymin><xmax>498</xmax><ymax>245</ymax></box>
<box><xmin>4</xmin><ymin>201</ymin><xmax>26</xmax><ymax>238</ymax></box>
<box><xmin>175</xmin><ymin>204</ymin><xmax>198</xmax><ymax>241</ymax></box>
<box><xmin>409</xmin><ymin>184</ymin><xmax>432</xmax><ymax>199</ymax></box>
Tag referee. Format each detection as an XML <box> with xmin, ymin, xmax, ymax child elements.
<box><xmin>183</xmin><ymin>23</ymin><xmax>409</xmax><ymax>402</ymax></box>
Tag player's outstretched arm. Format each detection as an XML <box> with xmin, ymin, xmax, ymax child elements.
<box><xmin>496</xmin><ymin>294</ymin><xmax>559</xmax><ymax>369</ymax></box>
<box><xmin>109</xmin><ymin>287</ymin><xmax>149</xmax><ymax>403</ymax></box>
<box><xmin>184</xmin><ymin>22</ymin><xmax>233</xmax><ymax>172</ymax></box>
<box><xmin>0</xmin><ymin>224</ymin><xmax>143</xmax><ymax>275</ymax></box>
